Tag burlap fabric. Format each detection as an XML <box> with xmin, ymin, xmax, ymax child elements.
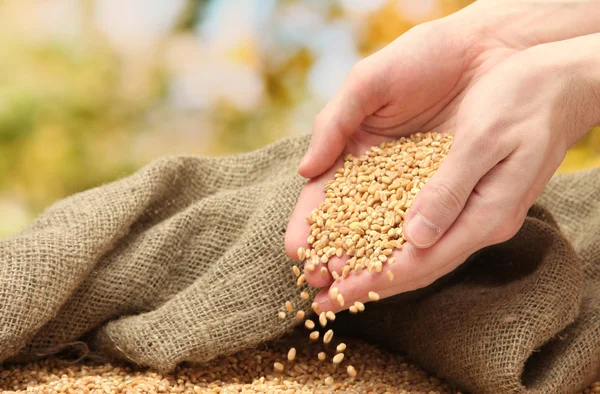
<box><xmin>0</xmin><ymin>135</ymin><xmax>598</xmax><ymax>394</ymax></box>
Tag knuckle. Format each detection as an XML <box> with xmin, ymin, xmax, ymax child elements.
<box><xmin>346</xmin><ymin>60</ymin><xmax>372</xmax><ymax>90</ymax></box>
<box><xmin>489</xmin><ymin>206</ymin><xmax>527</xmax><ymax>244</ymax></box>
<box><xmin>425</xmin><ymin>181</ymin><xmax>467</xmax><ymax>217</ymax></box>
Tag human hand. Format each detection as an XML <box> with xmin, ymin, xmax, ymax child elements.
<box><xmin>285</xmin><ymin>2</ymin><xmax>600</xmax><ymax>311</ymax></box>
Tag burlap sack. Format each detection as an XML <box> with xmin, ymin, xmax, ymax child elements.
<box><xmin>0</xmin><ymin>135</ymin><xmax>598</xmax><ymax>394</ymax></box>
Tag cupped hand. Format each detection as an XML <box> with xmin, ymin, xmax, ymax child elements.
<box><xmin>285</xmin><ymin>2</ymin><xmax>600</xmax><ymax>311</ymax></box>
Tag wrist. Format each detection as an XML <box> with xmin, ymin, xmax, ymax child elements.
<box><xmin>528</xmin><ymin>34</ymin><xmax>600</xmax><ymax>146</ymax></box>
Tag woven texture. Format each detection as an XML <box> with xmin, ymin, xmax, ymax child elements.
<box><xmin>0</xmin><ymin>135</ymin><xmax>599</xmax><ymax>394</ymax></box>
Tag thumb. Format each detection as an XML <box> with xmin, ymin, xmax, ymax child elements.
<box><xmin>298</xmin><ymin>56</ymin><xmax>389</xmax><ymax>179</ymax></box>
<box><xmin>403</xmin><ymin>146</ymin><xmax>491</xmax><ymax>248</ymax></box>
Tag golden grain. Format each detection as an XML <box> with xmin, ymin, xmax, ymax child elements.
<box><xmin>287</xmin><ymin>348</ymin><xmax>296</xmax><ymax>361</ymax></box>
<box><xmin>333</xmin><ymin>353</ymin><xmax>345</xmax><ymax>364</ymax></box>
<box><xmin>336</xmin><ymin>293</ymin><xmax>345</xmax><ymax>307</ymax></box>
<box><xmin>285</xmin><ymin>301</ymin><xmax>293</xmax><ymax>312</ymax></box>
<box><xmin>386</xmin><ymin>270</ymin><xmax>394</xmax><ymax>281</ymax></box>
<box><xmin>319</xmin><ymin>312</ymin><xmax>328</xmax><ymax>327</ymax></box>
<box><xmin>368</xmin><ymin>291</ymin><xmax>380</xmax><ymax>301</ymax></box>
<box><xmin>292</xmin><ymin>265</ymin><xmax>301</xmax><ymax>277</ymax></box>
<box><xmin>297</xmin><ymin>247</ymin><xmax>305</xmax><ymax>261</ymax></box>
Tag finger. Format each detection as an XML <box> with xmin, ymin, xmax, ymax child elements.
<box><xmin>285</xmin><ymin>158</ymin><xmax>344</xmax><ymax>288</ymax></box>
<box><xmin>298</xmin><ymin>56</ymin><xmax>390</xmax><ymax>179</ymax></box>
<box><xmin>403</xmin><ymin>135</ymin><xmax>506</xmax><ymax>249</ymax></box>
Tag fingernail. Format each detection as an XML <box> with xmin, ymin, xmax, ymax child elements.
<box><xmin>405</xmin><ymin>212</ymin><xmax>441</xmax><ymax>248</ymax></box>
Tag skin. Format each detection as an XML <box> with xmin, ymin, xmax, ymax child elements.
<box><xmin>285</xmin><ymin>0</ymin><xmax>600</xmax><ymax>312</ymax></box>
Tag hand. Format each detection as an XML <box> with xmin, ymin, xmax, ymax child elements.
<box><xmin>285</xmin><ymin>1</ymin><xmax>600</xmax><ymax>311</ymax></box>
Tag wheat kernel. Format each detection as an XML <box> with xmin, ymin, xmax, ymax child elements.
<box><xmin>306</xmin><ymin>263</ymin><xmax>316</xmax><ymax>272</ymax></box>
<box><xmin>319</xmin><ymin>312</ymin><xmax>327</xmax><ymax>327</ymax></box>
<box><xmin>320</xmin><ymin>267</ymin><xmax>328</xmax><ymax>276</ymax></box>
<box><xmin>287</xmin><ymin>348</ymin><xmax>296</xmax><ymax>361</ymax></box>
<box><xmin>318</xmin><ymin>352</ymin><xmax>326</xmax><ymax>361</ymax></box>
<box><xmin>297</xmin><ymin>247</ymin><xmax>305</xmax><ymax>261</ymax></box>
<box><xmin>355</xmin><ymin>301</ymin><xmax>365</xmax><ymax>311</ymax></box>
<box><xmin>326</xmin><ymin>311</ymin><xmax>336</xmax><ymax>321</ymax></box>
<box><xmin>296</xmin><ymin>310</ymin><xmax>305</xmax><ymax>320</ymax></box>
<box><xmin>336</xmin><ymin>343</ymin><xmax>346</xmax><ymax>352</ymax></box>
<box><xmin>285</xmin><ymin>301</ymin><xmax>293</xmax><ymax>312</ymax></box>
<box><xmin>333</xmin><ymin>353</ymin><xmax>344</xmax><ymax>364</ymax></box>
<box><xmin>331</xmin><ymin>271</ymin><xmax>340</xmax><ymax>280</ymax></box>
<box><xmin>337</xmin><ymin>293</ymin><xmax>345</xmax><ymax>307</ymax></box>
<box><xmin>312</xmin><ymin>302</ymin><xmax>320</xmax><ymax>314</ymax></box>
<box><xmin>349</xmin><ymin>305</ymin><xmax>358</xmax><ymax>313</ymax></box>
<box><xmin>278</xmin><ymin>311</ymin><xmax>286</xmax><ymax>319</ymax></box>
<box><xmin>368</xmin><ymin>291</ymin><xmax>380</xmax><ymax>301</ymax></box>
<box><xmin>297</xmin><ymin>274</ymin><xmax>305</xmax><ymax>286</ymax></box>
<box><xmin>386</xmin><ymin>270</ymin><xmax>394</xmax><ymax>281</ymax></box>
<box><xmin>300</xmin><ymin>291</ymin><xmax>309</xmax><ymax>300</ymax></box>
<box><xmin>304</xmin><ymin>319</ymin><xmax>315</xmax><ymax>330</ymax></box>
<box><xmin>325</xmin><ymin>376</ymin><xmax>334</xmax><ymax>385</ymax></box>
<box><xmin>347</xmin><ymin>365</ymin><xmax>357</xmax><ymax>377</ymax></box>
<box><xmin>274</xmin><ymin>362</ymin><xmax>284</xmax><ymax>372</ymax></box>
<box><xmin>309</xmin><ymin>331</ymin><xmax>320</xmax><ymax>340</ymax></box>
<box><xmin>323</xmin><ymin>329</ymin><xmax>334</xmax><ymax>344</ymax></box>
<box><xmin>292</xmin><ymin>266</ymin><xmax>301</xmax><ymax>277</ymax></box>
<box><xmin>330</xmin><ymin>287</ymin><xmax>339</xmax><ymax>300</ymax></box>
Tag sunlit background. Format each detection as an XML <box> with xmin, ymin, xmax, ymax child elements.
<box><xmin>1</xmin><ymin>0</ymin><xmax>598</xmax><ymax>236</ymax></box>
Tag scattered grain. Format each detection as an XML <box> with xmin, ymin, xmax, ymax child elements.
<box><xmin>386</xmin><ymin>270</ymin><xmax>394</xmax><ymax>281</ymax></box>
<box><xmin>347</xmin><ymin>365</ymin><xmax>357</xmax><ymax>377</ymax></box>
<box><xmin>287</xmin><ymin>348</ymin><xmax>296</xmax><ymax>361</ymax></box>
<box><xmin>292</xmin><ymin>265</ymin><xmax>301</xmax><ymax>277</ymax></box>
<box><xmin>274</xmin><ymin>362</ymin><xmax>284</xmax><ymax>372</ymax></box>
<box><xmin>297</xmin><ymin>247</ymin><xmax>306</xmax><ymax>261</ymax></box>
<box><xmin>304</xmin><ymin>320</ymin><xmax>315</xmax><ymax>330</ymax></box>
<box><xmin>336</xmin><ymin>293</ymin><xmax>345</xmax><ymax>307</ymax></box>
<box><xmin>368</xmin><ymin>291</ymin><xmax>380</xmax><ymax>301</ymax></box>
<box><xmin>319</xmin><ymin>312</ymin><xmax>327</xmax><ymax>327</ymax></box>
<box><xmin>333</xmin><ymin>353</ymin><xmax>344</xmax><ymax>364</ymax></box>
<box><xmin>336</xmin><ymin>343</ymin><xmax>347</xmax><ymax>352</ymax></box>
<box><xmin>324</xmin><ymin>330</ymin><xmax>334</xmax><ymax>344</ymax></box>
<box><xmin>296</xmin><ymin>311</ymin><xmax>305</xmax><ymax>320</ymax></box>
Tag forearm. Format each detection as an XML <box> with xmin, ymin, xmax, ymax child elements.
<box><xmin>532</xmin><ymin>33</ymin><xmax>600</xmax><ymax>143</ymax></box>
<box><xmin>452</xmin><ymin>0</ymin><xmax>600</xmax><ymax>48</ymax></box>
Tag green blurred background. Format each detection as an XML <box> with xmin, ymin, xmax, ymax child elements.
<box><xmin>1</xmin><ymin>0</ymin><xmax>598</xmax><ymax>236</ymax></box>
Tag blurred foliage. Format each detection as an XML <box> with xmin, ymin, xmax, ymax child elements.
<box><xmin>0</xmin><ymin>0</ymin><xmax>597</xmax><ymax>236</ymax></box>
